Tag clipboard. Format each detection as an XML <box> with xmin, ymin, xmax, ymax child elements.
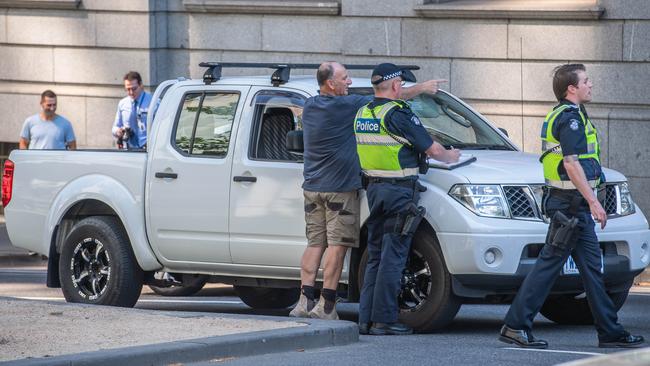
<box><xmin>428</xmin><ymin>154</ymin><xmax>477</xmax><ymax>170</ymax></box>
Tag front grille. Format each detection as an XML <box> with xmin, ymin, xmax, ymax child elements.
<box><xmin>602</xmin><ymin>185</ymin><xmax>617</xmax><ymax>215</ymax></box>
<box><xmin>489</xmin><ymin>184</ymin><xmax>621</xmax><ymax>221</ymax></box>
<box><xmin>503</xmin><ymin>186</ymin><xmax>537</xmax><ymax>219</ymax></box>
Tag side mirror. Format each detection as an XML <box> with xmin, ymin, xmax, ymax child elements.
<box><xmin>286</xmin><ymin>130</ymin><xmax>304</xmax><ymax>155</ymax></box>
<box><xmin>498</xmin><ymin>127</ymin><xmax>509</xmax><ymax>137</ymax></box>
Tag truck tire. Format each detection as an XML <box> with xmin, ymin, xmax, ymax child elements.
<box><xmin>358</xmin><ymin>231</ymin><xmax>461</xmax><ymax>332</ymax></box>
<box><xmin>540</xmin><ymin>288</ymin><xmax>630</xmax><ymax>325</ymax></box>
<box><xmin>59</xmin><ymin>216</ymin><xmax>143</xmax><ymax>307</ymax></box>
<box><xmin>234</xmin><ymin>286</ymin><xmax>300</xmax><ymax>309</ymax></box>
<box><xmin>149</xmin><ymin>273</ymin><xmax>208</xmax><ymax>297</ymax></box>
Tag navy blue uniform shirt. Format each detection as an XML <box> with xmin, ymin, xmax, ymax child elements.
<box><xmin>551</xmin><ymin>100</ymin><xmax>602</xmax><ymax>182</ymax></box>
<box><xmin>368</xmin><ymin>98</ymin><xmax>434</xmax><ymax>170</ymax></box>
<box><xmin>302</xmin><ymin>94</ymin><xmax>373</xmax><ymax>192</ymax></box>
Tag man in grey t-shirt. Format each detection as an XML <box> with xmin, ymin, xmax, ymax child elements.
<box><xmin>19</xmin><ymin>90</ymin><xmax>76</xmax><ymax>150</ymax></box>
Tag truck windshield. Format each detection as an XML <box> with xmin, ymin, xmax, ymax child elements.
<box><xmin>350</xmin><ymin>88</ymin><xmax>515</xmax><ymax>151</ymax></box>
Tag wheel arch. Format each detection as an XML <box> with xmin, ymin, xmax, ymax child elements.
<box><xmin>348</xmin><ymin>217</ymin><xmax>445</xmax><ymax>302</ymax></box>
<box><xmin>45</xmin><ymin>177</ymin><xmax>162</xmax><ymax>287</ymax></box>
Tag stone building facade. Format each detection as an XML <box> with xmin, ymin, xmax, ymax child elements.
<box><xmin>0</xmin><ymin>0</ymin><xmax>649</xmax><ymax>214</ymax></box>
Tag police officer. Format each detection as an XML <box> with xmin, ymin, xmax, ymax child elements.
<box><xmin>499</xmin><ymin>64</ymin><xmax>644</xmax><ymax>349</ymax></box>
<box><xmin>355</xmin><ymin>63</ymin><xmax>459</xmax><ymax>335</ymax></box>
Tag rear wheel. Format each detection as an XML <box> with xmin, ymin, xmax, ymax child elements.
<box><xmin>59</xmin><ymin>216</ymin><xmax>143</xmax><ymax>307</ymax></box>
<box><xmin>149</xmin><ymin>273</ymin><xmax>209</xmax><ymax>297</ymax></box>
<box><xmin>234</xmin><ymin>286</ymin><xmax>300</xmax><ymax>309</ymax></box>
<box><xmin>540</xmin><ymin>287</ymin><xmax>630</xmax><ymax>325</ymax></box>
<box><xmin>358</xmin><ymin>231</ymin><xmax>461</xmax><ymax>332</ymax></box>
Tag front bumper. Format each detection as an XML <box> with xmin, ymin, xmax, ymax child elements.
<box><xmin>435</xmin><ymin>215</ymin><xmax>650</xmax><ymax>298</ymax></box>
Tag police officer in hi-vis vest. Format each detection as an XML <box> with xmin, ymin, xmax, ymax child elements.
<box><xmin>499</xmin><ymin>64</ymin><xmax>644</xmax><ymax>349</ymax></box>
<box><xmin>355</xmin><ymin>63</ymin><xmax>459</xmax><ymax>335</ymax></box>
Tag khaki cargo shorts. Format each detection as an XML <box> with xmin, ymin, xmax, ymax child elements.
<box><xmin>303</xmin><ymin>190</ymin><xmax>360</xmax><ymax>248</ymax></box>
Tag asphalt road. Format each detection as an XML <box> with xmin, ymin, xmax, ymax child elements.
<box><xmin>1</xmin><ymin>267</ymin><xmax>649</xmax><ymax>366</ymax></box>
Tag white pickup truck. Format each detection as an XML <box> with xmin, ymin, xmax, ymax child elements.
<box><xmin>3</xmin><ymin>63</ymin><xmax>649</xmax><ymax>332</ymax></box>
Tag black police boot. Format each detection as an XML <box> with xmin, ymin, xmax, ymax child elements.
<box><xmin>599</xmin><ymin>333</ymin><xmax>645</xmax><ymax>348</ymax></box>
<box><xmin>369</xmin><ymin>322</ymin><xmax>413</xmax><ymax>336</ymax></box>
<box><xmin>358</xmin><ymin>322</ymin><xmax>370</xmax><ymax>335</ymax></box>
<box><xmin>498</xmin><ymin>325</ymin><xmax>548</xmax><ymax>349</ymax></box>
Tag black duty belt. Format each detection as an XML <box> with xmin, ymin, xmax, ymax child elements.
<box><xmin>367</xmin><ymin>176</ymin><xmax>418</xmax><ymax>189</ymax></box>
<box><xmin>546</xmin><ymin>187</ymin><xmax>587</xmax><ymax>214</ymax></box>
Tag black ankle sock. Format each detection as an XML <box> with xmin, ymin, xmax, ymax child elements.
<box><xmin>301</xmin><ymin>285</ymin><xmax>316</xmax><ymax>301</ymax></box>
<box><xmin>321</xmin><ymin>288</ymin><xmax>336</xmax><ymax>313</ymax></box>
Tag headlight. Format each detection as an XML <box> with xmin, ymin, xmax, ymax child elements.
<box><xmin>449</xmin><ymin>184</ymin><xmax>508</xmax><ymax>218</ymax></box>
<box><xmin>619</xmin><ymin>182</ymin><xmax>636</xmax><ymax>216</ymax></box>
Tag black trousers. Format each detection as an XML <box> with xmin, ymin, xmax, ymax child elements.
<box><xmin>504</xmin><ymin>190</ymin><xmax>626</xmax><ymax>341</ymax></box>
<box><xmin>358</xmin><ymin>180</ymin><xmax>420</xmax><ymax>324</ymax></box>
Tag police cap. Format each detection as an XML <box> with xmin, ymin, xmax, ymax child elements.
<box><xmin>371</xmin><ymin>63</ymin><xmax>417</xmax><ymax>85</ymax></box>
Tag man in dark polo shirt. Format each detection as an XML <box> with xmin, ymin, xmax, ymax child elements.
<box><xmin>290</xmin><ymin>61</ymin><xmax>445</xmax><ymax>320</ymax></box>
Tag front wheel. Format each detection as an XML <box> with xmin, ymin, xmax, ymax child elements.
<box><xmin>234</xmin><ymin>286</ymin><xmax>300</xmax><ymax>309</ymax></box>
<box><xmin>540</xmin><ymin>287</ymin><xmax>630</xmax><ymax>325</ymax></box>
<box><xmin>59</xmin><ymin>216</ymin><xmax>143</xmax><ymax>307</ymax></box>
<box><xmin>358</xmin><ymin>231</ymin><xmax>461</xmax><ymax>332</ymax></box>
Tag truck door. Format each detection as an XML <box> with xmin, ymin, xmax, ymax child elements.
<box><xmin>146</xmin><ymin>86</ymin><xmax>249</xmax><ymax>264</ymax></box>
<box><xmin>229</xmin><ymin>89</ymin><xmax>307</xmax><ymax>268</ymax></box>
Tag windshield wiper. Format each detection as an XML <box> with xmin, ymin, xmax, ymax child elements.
<box><xmin>443</xmin><ymin>143</ymin><xmax>513</xmax><ymax>151</ymax></box>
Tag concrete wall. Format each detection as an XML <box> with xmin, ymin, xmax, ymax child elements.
<box><xmin>0</xmin><ymin>0</ymin><xmax>649</xmax><ymax>215</ymax></box>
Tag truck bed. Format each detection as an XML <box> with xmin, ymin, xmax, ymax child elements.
<box><xmin>5</xmin><ymin>149</ymin><xmax>146</xmax><ymax>255</ymax></box>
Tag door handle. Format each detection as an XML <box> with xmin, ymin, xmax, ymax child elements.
<box><xmin>233</xmin><ymin>176</ymin><xmax>257</xmax><ymax>183</ymax></box>
<box><xmin>155</xmin><ymin>172</ymin><xmax>178</xmax><ymax>179</ymax></box>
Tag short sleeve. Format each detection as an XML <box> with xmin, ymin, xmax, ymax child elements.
<box><xmin>343</xmin><ymin>94</ymin><xmax>373</xmax><ymax>109</ymax></box>
<box><xmin>64</xmin><ymin>120</ymin><xmax>76</xmax><ymax>143</ymax></box>
<box><xmin>553</xmin><ymin>111</ymin><xmax>586</xmax><ymax>156</ymax></box>
<box><xmin>20</xmin><ymin>118</ymin><xmax>31</xmax><ymax>140</ymax></box>
<box><xmin>386</xmin><ymin>108</ymin><xmax>433</xmax><ymax>153</ymax></box>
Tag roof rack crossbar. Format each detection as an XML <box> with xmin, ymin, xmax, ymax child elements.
<box><xmin>198</xmin><ymin>62</ymin><xmax>420</xmax><ymax>86</ymax></box>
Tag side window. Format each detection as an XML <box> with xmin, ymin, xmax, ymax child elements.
<box><xmin>173</xmin><ymin>92</ymin><xmax>240</xmax><ymax>158</ymax></box>
<box><xmin>249</xmin><ymin>90</ymin><xmax>305</xmax><ymax>162</ymax></box>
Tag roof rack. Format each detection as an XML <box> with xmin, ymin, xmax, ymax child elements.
<box><xmin>198</xmin><ymin>62</ymin><xmax>420</xmax><ymax>86</ymax></box>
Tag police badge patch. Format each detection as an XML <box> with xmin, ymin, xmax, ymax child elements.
<box><xmin>569</xmin><ymin>119</ymin><xmax>580</xmax><ymax>131</ymax></box>
<box><xmin>411</xmin><ymin>115</ymin><xmax>422</xmax><ymax>126</ymax></box>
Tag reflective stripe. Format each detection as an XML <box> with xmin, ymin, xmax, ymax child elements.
<box><xmin>545</xmin><ymin>179</ymin><xmax>598</xmax><ymax>189</ymax></box>
<box><xmin>365</xmin><ymin>168</ymin><xmax>419</xmax><ymax>178</ymax></box>
<box><xmin>356</xmin><ymin>133</ymin><xmax>409</xmax><ymax>146</ymax></box>
<box><xmin>542</xmin><ymin>141</ymin><xmax>563</xmax><ymax>155</ymax></box>
<box><xmin>586</xmin><ymin>142</ymin><xmax>596</xmax><ymax>154</ymax></box>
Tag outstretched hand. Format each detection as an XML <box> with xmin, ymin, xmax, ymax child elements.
<box><xmin>420</xmin><ymin>79</ymin><xmax>448</xmax><ymax>94</ymax></box>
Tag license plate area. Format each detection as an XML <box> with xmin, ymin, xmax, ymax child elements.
<box><xmin>562</xmin><ymin>252</ymin><xmax>604</xmax><ymax>275</ymax></box>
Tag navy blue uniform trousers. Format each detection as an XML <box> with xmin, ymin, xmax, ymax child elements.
<box><xmin>359</xmin><ymin>181</ymin><xmax>420</xmax><ymax>324</ymax></box>
<box><xmin>504</xmin><ymin>191</ymin><xmax>626</xmax><ymax>341</ymax></box>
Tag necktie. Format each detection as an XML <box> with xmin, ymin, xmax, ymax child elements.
<box><xmin>131</xmin><ymin>99</ymin><xmax>138</xmax><ymax>127</ymax></box>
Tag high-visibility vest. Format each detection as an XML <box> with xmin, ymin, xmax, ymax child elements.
<box><xmin>540</xmin><ymin>104</ymin><xmax>600</xmax><ymax>189</ymax></box>
<box><xmin>354</xmin><ymin>100</ymin><xmax>418</xmax><ymax>178</ymax></box>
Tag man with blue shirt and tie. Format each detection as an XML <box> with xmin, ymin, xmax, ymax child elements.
<box><xmin>112</xmin><ymin>71</ymin><xmax>152</xmax><ymax>149</ymax></box>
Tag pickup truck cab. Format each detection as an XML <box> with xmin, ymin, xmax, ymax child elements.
<box><xmin>3</xmin><ymin>63</ymin><xmax>649</xmax><ymax>331</ymax></box>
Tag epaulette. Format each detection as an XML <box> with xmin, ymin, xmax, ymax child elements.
<box><xmin>394</xmin><ymin>99</ymin><xmax>410</xmax><ymax>110</ymax></box>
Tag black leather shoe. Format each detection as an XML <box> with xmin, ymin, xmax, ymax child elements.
<box><xmin>498</xmin><ymin>325</ymin><xmax>548</xmax><ymax>349</ymax></box>
<box><xmin>359</xmin><ymin>322</ymin><xmax>370</xmax><ymax>335</ymax></box>
<box><xmin>599</xmin><ymin>334</ymin><xmax>645</xmax><ymax>348</ymax></box>
<box><xmin>369</xmin><ymin>322</ymin><xmax>413</xmax><ymax>335</ymax></box>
